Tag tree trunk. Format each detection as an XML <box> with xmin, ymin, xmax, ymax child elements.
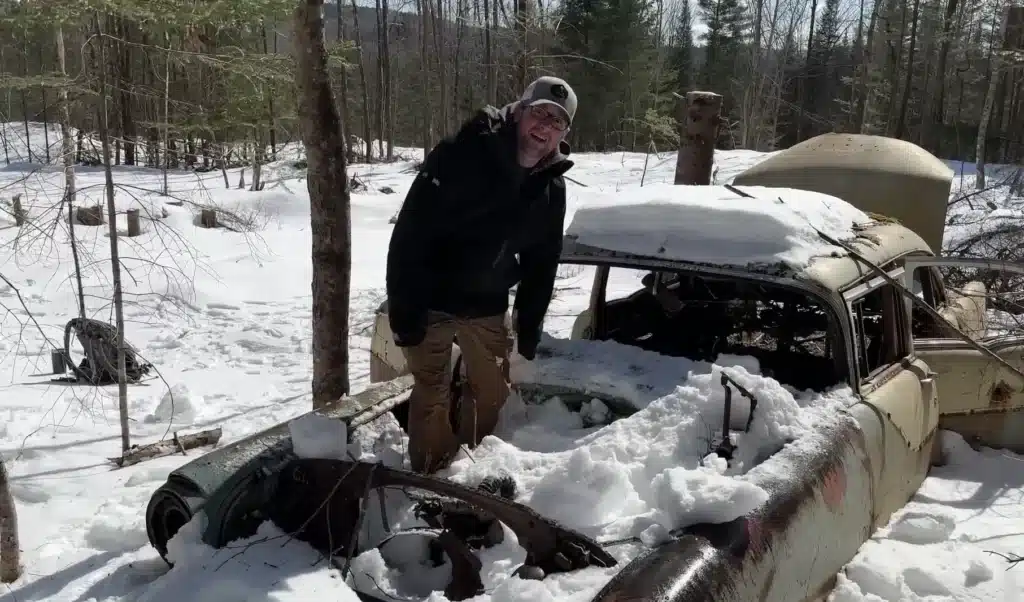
<box><xmin>119</xmin><ymin>20</ymin><xmax>136</xmax><ymax>166</ymax></box>
<box><xmin>419</xmin><ymin>0</ymin><xmax>433</xmax><ymax>155</ymax></box>
<box><xmin>431</xmin><ymin>0</ymin><xmax>449</xmax><ymax>135</ymax></box>
<box><xmin>675</xmin><ymin>92</ymin><xmax>723</xmax><ymax>185</ymax></box>
<box><xmin>95</xmin><ymin>14</ymin><xmax>132</xmax><ymax>453</ymax></box>
<box><xmin>381</xmin><ymin>0</ymin><xmax>394</xmax><ymax>159</ymax></box>
<box><xmin>334</xmin><ymin>10</ymin><xmax>353</xmax><ymax>162</ymax></box>
<box><xmin>19</xmin><ymin>37</ymin><xmax>30</xmax><ymax>164</ymax></box>
<box><xmin>893</xmin><ymin>0</ymin><xmax>921</xmax><ymax>138</ymax></box>
<box><xmin>799</xmin><ymin>0</ymin><xmax>818</xmax><ymax>141</ymax></box>
<box><xmin>484</xmin><ymin>0</ymin><xmax>495</xmax><ymax>106</ymax></box>
<box><xmin>514</xmin><ymin>0</ymin><xmax>530</xmax><ymax>92</ymax></box>
<box><xmin>57</xmin><ymin>25</ymin><xmax>86</xmax><ymax>320</ymax></box>
<box><xmin>929</xmin><ymin>0</ymin><xmax>961</xmax><ymax>151</ymax></box>
<box><xmin>294</xmin><ymin>0</ymin><xmax>353</xmax><ymax>409</ymax></box>
<box><xmin>976</xmin><ymin>51</ymin><xmax>1001</xmax><ymax>191</ymax></box>
<box><xmin>854</xmin><ymin>6</ymin><xmax>879</xmax><ymax>133</ymax></box>
<box><xmin>162</xmin><ymin>32</ymin><xmax>171</xmax><ymax>196</ymax></box>
<box><xmin>350</xmin><ymin>0</ymin><xmax>374</xmax><ymax>160</ymax></box>
<box><xmin>0</xmin><ymin>453</ymin><xmax>20</xmax><ymax>583</ymax></box>
<box><xmin>263</xmin><ymin>25</ymin><xmax>279</xmax><ymax>160</ymax></box>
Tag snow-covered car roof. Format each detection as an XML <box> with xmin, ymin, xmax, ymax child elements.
<box><xmin>562</xmin><ymin>183</ymin><xmax>933</xmax><ymax>292</ymax></box>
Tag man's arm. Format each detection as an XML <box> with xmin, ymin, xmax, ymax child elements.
<box><xmin>513</xmin><ymin>181</ymin><xmax>568</xmax><ymax>359</ymax></box>
<box><xmin>386</xmin><ymin>143</ymin><xmax>448</xmax><ymax>347</ymax></box>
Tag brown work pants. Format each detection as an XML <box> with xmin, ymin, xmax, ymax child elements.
<box><xmin>402</xmin><ymin>312</ymin><xmax>513</xmax><ymax>474</ymax></box>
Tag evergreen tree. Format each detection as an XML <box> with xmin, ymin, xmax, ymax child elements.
<box><xmin>806</xmin><ymin>0</ymin><xmax>842</xmax><ymax>130</ymax></box>
<box><xmin>666</xmin><ymin>0</ymin><xmax>695</xmax><ymax>93</ymax></box>
<box><xmin>558</xmin><ymin>0</ymin><xmax>659</xmax><ymax>150</ymax></box>
<box><xmin>696</xmin><ymin>0</ymin><xmax>747</xmax><ymax>95</ymax></box>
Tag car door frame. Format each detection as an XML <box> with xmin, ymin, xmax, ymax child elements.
<box><xmin>903</xmin><ymin>255</ymin><xmax>1024</xmax><ymax>453</ymax></box>
<box><xmin>840</xmin><ymin>264</ymin><xmax>937</xmax><ymax>522</ymax></box>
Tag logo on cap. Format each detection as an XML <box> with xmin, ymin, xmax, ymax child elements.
<box><xmin>551</xmin><ymin>84</ymin><xmax>568</xmax><ymax>100</ymax></box>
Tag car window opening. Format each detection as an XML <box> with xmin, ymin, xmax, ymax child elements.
<box><xmin>598</xmin><ymin>268</ymin><xmax>842</xmax><ymax>392</ymax></box>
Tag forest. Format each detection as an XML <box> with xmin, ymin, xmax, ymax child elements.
<box><xmin>0</xmin><ymin>0</ymin><xmax>1020</xmax><ymax>168</ymax></box>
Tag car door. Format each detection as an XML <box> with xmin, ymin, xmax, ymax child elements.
<box><xmin>903</xmin><ymin>256</ymin><xmax>1024</xmax><ymax>453</ymax></box>
<box><xmin>842</xmin><ymin>267</ymin><xmax>937</xmax><ymax>524</ymax></box>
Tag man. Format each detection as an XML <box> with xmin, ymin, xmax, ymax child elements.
<box><xmin>386</xmin><ymin>76</ymin><xmax>577</xmax><ymax>473</ymax></box>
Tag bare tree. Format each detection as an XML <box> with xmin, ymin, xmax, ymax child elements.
<box><xmin>56</xmin><ymin>24</ymin><xmax>86</xmax><ymax>320</ymax></box>
<box><xmin>95</xmin><ymin>15</ymin><xmax>132</xmax><ymax>452</ymax></box>
<box><xmin>294</xmin><ymin>0</ymin><xmax>353</xmax><ymax>409</ymax></box>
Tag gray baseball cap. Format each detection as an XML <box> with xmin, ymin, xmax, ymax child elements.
<box><xmin>520</xmin><ymin>76</ymin><xmax>577</xmax><ymax>124</ymax></box>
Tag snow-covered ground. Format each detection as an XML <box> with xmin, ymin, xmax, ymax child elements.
<box><xmin>0</xmin><ymin>122</ymin><xmax>1022</xmax><ymax>602</ymax></box>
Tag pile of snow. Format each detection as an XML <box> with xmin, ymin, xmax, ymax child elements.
<box><xmin>152</xmin><ymin>339</ymin><xmax>855</xmax><ymax>602</ymax></box>
<box><xmin>288</xmin><ymin>412</ymin><xmax>348</xmax><ymax>459</ymax></box>
<box><xmin>144</xmin><ymin>383</ymin><xmax>199</xmax><ymax>424</ymax></box>
<box><xmin>565</xmin><ymin>184</ymin><xmax>874</xmax><ymax>270</ymax></box>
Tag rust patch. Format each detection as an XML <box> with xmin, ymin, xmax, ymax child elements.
<box><xmin>757</xmin><ymin>565</ymin><xmax>777</xmax><ymax>602</ymax></box>
<box><xmin>822</xmin><ymin>466</ymin><xmax>846</xmax><ymax>511</ymax></box>
<box><xmin>745</xmin><ymin>517</ymin><xmax>766</xmax><ymax>555</ymax></box>
<box><xmin>589</xmin><ymin>415</ymin><xmax>874</xmax><ymax>602</ymax></box>
<box><xmin>989</xmin><ymin>381</ymin><xmax>1012</xmax><ymax>406</ymax></box>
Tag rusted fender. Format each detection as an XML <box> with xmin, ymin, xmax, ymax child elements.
<box><xmin>590</xmin><ymin>401</ymin><xmax>933</xmax><ymax>602</ymax></box>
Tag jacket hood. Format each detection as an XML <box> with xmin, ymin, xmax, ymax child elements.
<box><xmin>456</xmin><ymin>102</ymin><xmax>573</xmax><ymax>175</ymax></box>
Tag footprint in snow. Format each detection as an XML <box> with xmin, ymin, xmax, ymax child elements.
<box><xmin>964</xmin><ymin>559</ymin><xmax>993</xmax><ymax>587</ymax></box>
<box><xmin>207</xmin><ymin>302</ymin><xmax>242</xmax><ymax>311</ymax></box>
<box><xmin>901</xmin><ymin>566</ymin><xmax>951</xmax><ymax>597</ymax></box>
<box><xmin>886</xmin><ymin>509</ymin><xmax>955</xmax><ymax>545</ymax></box>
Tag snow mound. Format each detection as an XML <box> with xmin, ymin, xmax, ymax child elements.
<box><xmin>289</xmin><ymin>412</ymin><xmax>348</xmax><ymax>460</ymax></box>
<box><xmin>144</xmin><ymin>383</ymin><xmax>198</xmax><ymax>424</ymax></box>
<box><xmin>565</xmin><ymin>183</ymin><xmax>873</xmax><ymax>269</ymax></box>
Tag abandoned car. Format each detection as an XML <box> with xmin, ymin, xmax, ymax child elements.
<box><xmin>145</xmin><ymin>133</ymin><xmax>1024</xmax><ymax>602</ymax></box>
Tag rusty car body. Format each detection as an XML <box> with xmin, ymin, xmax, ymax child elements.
<box><xmin>145</xmin><ymin>133</ymin><xmax>1024</xmax><ymax>602</ymax></box>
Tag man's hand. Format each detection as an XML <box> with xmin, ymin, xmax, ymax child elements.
<box><xmin>515</xmin><ymin>331</ymin><xmax>539</xmax><ymax>361</ymax></box>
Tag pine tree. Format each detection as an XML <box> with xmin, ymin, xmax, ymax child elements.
<box><xmin>696</xmin><ymin>0</ymin><xmax>747</xmax><ymax>93</ymax></box>
<box><xmin>558</xmin><ymin>0</ymin><xmax>658</xmax><ymax>150</ymax></box>
<box><xmin>806</xmin><ymin>0</ymin><xmax>843</xmax><ymax>126</ymax></box>
<box><xmin>666</xmin><ymin>0</ymin><xmax>695</xmax><ymax>93</ymax></box>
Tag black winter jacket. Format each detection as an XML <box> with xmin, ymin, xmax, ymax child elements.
<box><xmin>385</xmin><ymin>103</ymin><xmax>574</xmax><ymax>352</ymax></box>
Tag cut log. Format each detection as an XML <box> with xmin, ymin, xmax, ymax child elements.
<box><xmin>76</xmin><ymin>204</ymin><xmax>105</xmax><ymax>226</ymax></box>
<box><xmin>674</xmin><ymin>91</ymin><xmax>724</xmax><ymax>186</ymax></box>
<box><xmin>50</xmin><ymin>348</ymin><xmax>66</xmax><ymax>374</ymax></box>
<box><xmin>110</xmin><ymin>428</ymin><xmax>223</xmax><ymax>468</ymax></box>
<box><xmin>126</xmin><ymin>208</ymin><xmax>141</xmax><ymax>236</ymax></box>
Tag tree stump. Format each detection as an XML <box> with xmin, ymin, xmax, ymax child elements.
<box><xmin>199</xmin><ymin>209</ymin><xmax>218</xmax><ymax>228</ymax></box>
<box><xmin>50</xmin><ymin>348</ymin><xmax>67</xmax><ymax>374</ymax></box>
<box><xmin>11</xmin><ymin>194</ymin><xmax>25</xmax><ymax>226</ymax></box>
<box><xmin>76</xmin><ymin>204</ymin><xmax>105</xmax><ymax>226</ymax></box>
<box><xmin>126</xmin><ymin>208</ymin><xmax>141</xmax><ymax>236</ymax></box>
<box><xmin>0</xmin><ymin>452</ymin><xmax>21</xmax><ymax>583</ymax></box>
<box><xmin>674</xmin><ymin>91</ymin><xmax>724</xmax><ymax>186</ymax></box>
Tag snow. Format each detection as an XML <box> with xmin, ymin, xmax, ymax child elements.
<box><xmin>0</xmin><ymin>121</ymin><xmax>1022</xmax><ymax>602</ymax></box>
<box><xmin>288</xmin><ymin>412</ymin><xmax>348</xmax><ymax>459</ymax></box>
<box><xmin>564</xmin><ymin>183</ymin><xmax>874</xmax><ymax>270</ymax></box>
<box><xmin>831</xmin><ymin>432</ymin><xmax>1024</xmax><ymax>601</ymax></box>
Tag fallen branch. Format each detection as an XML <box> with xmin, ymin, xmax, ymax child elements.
<box><xmin>110</xmin><ymin>428</ymin><xmax>223</xmax><ymax>468</ymax></box>
<box><xmin>986</xmin><ymin>550</ymin><xmax>1023</xmax><ymax>569</ymax></box>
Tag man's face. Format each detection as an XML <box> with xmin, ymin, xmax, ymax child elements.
<box><xmin>516</xmin><ymin>104</ymin><xmax>569</xmax><ymax>168</ymax></box>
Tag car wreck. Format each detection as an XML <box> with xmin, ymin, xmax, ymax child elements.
<box><xmin>144</xmin><ymin>133</ymin><xmax>1024</xmax><ymax>602</ymax></box>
